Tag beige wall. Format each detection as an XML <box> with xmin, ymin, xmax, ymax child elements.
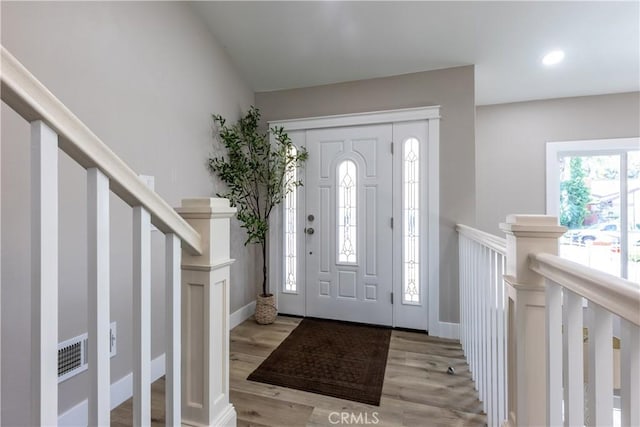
<box><xmin>1</xmin><ymin>1</ymin><xmax>255</xmax><ymax>422</ymax></box>
<box><xmin>476</xmin><ymin>92</ymin><xmax>640</xmax><ymax>235</ymax></box>
<box><xmin>256</xmin><ymin>65</ymin><xmax>476</xmax><ymax>325</ymax></box>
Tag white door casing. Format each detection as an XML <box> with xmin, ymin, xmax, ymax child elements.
<box><xmin>269</xmin><ymin>106</ymin><xmax>441</xmax><ymax>332</ymax></box>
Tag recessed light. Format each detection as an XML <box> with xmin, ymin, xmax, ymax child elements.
<box><xmin>542</xmin><ymin>50</ymin><xmax>565</xmax><ymax>66</ymax></box>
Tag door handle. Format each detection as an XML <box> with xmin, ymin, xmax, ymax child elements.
<box><xmin>305</xmin><ymin>227</ymin><xmax>315</xmax><ymax>235</ymax></box>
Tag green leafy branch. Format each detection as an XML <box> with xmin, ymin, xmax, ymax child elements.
<box><xmin>208</xmin><ymin>106</ymin><xmax>308</xmax><ymax>296</ymax></box>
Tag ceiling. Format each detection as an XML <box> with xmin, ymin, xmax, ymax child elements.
<box><xmin>193</xmin><ymin>1</ymin><xmax>640</xmax><ymax>105</ymax></box>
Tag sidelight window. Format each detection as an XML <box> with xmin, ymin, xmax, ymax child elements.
<box><xmin>403</xmin><ymin>138</ymin><xmax>420</xmax><ymax>304</ymax></box>
<box><xmin>284</xmin><ymin>146</ymin><xmax>298</xmax><ymax>292</ymax></box>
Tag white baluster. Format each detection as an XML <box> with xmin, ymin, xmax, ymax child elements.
<box><xmin>465</xmin><ymin>237</ymin><xmax>470</xmax><ymax>356</ymax></box>
<box><xmin>464</xmin><ymin>239</ymin><xmax>472</xmax><ymax>356</ymax></box>
<box><xmin>467</xmin><ymin>238</ymin><xmax>471</xmax><ymax>357</ymax></box>
<box><xmin>621</xmin><ymin>319</ymin><xmax>639</xmax><ymax>427</ymax></box>
<box><xmin>477</xmin><ymin>242</ymin><xmax>481</xmax><ymax>391</ymax></box>
<box><xmin>479</xmin><ymin>245</ymin><xmax>485</xmax><ymax>400</ymax></box>
<box><xmin>483</xmin><ymin>247</ymin><xmax>488</xmax><ymax>406</ymax></box>
<box><xmin>487</xmin><ymin>249</ymin><xmax>496</xmax><ymax>425</ymax></box>
<box><xmin>30</xmin><ymin>120</ymin><xmax>59</xmax><ymax>426</ymax></box>
<box><xmin>459</xmin><ymin>236</ymin><xmax>465</xmax><ymax>354</ymax></box>
<box><xmin>0</xmin><ymin>119</ymin><xmax>2</xmax><ymax>418</ymax></box>
<box><xmin>546</xmin><ymin>280</ymin><xmax>563</xmax><ymax>426</ymax></box>
<box><xmin>483</xmin><ymin>248</ymin><xmax>492</xmax><ymax>414</ymax></box>
<box><xmin>491</xmin><ymin>252</ymin><xmax>501</xmax><ymax>424</ymax></box>
<box><xmin>480</xmin><ymin>243</ymin><xmax>484</xmax><ymax>397</ymax></box>
<box><xmin>587</xmin><ymin>302</ymin><xmax>613</xmax><ymax>426</ymax></box>
<box><xmin>133</xmin><ymin>206</ymin><xmax>151</xmax><ymax>426</ymax></box>
<box><xmin>472</xmin><ymin>241</ymin><xmax>478</xmax><ymax>383</ymax></box>
<box><xmin>563</xmin><ymin>289</ymin><xmax>584</xmax><ymax>427</ymax></box>
<box><xmin>481</xmin><ymin>247</ymin><xmax>488</xmax><ymax>409</ymax></box>
<box><xmin>87</xmin><ymin>168</ymin><xmax>110</xmax><ymax>425</ymax></box>
<box><xmin>165</xmin><ymin>233</ymin><xmax>181</xmax><ymax>426</ymax></box>
<box><xmin>497</xmin><ymin>253</ymin><xmax>506</xmax><ymax>424</ymax></box>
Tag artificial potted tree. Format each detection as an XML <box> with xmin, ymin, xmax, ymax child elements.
<box><xmin>209</xmin><ymin>106</ymin><xmax>308</xmax><ymax>324</ymax></box>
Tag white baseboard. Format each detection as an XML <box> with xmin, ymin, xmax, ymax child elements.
<box><xmin>58</xmin><ymin>400</ymin><xmax>88</xmax><ymax>427</ymax></box>
<box><xmin>58</xmin><ymin>353</ymin><xmax>166</xmax><ymax>426</ymax></box>
<box><xmin>210</xmin><ymin>403</ymin><xmax>237</xmax><ymax>427</ymax></box>
<box><xmin>437</xmin><ymin>321</ymin><xmax>460</xmax><ymax>340</ymax></box>
<box><xmin>230</xmin><ymin>300</ymin><xmax>256</xmax><ymax>330</ymax></box>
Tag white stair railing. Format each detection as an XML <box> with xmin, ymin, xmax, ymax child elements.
<box><xmin>457</xmin><ymin>224</ymin><xmax>508</xmax><ymax>427</ymax></box>
<box><xmin>530</xmin><ymin>253</ymin><xmax>640</xmax><ymax>427</ymax></box>
<box><xmin>458</xmin><ymin>215</ymin><xmax>640</xmax><ymax>427</ymax></box>
<box><xmin>1</xmin><ymin>45</ymin><xmax>237</xmax><ymax>426</ymax></box>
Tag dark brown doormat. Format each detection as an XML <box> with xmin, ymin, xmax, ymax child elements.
<box><xmin>247</xmin><ymin>318</ymin><xmax>391</xmax><ymax>406</ymax></box>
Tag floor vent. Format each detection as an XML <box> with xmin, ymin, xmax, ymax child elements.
<box><xmin>57</xmin><ymin>322</ymin><xmax>117</xmax><ymax>383</ymax></box>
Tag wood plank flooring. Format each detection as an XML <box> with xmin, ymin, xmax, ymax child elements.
<box><xmin>111</xmin><ymin>316</ymin><xmax>486</xmax><ymax>426</ymax></box>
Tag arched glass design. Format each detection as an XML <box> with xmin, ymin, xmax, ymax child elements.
<box><xmin>338</xmin><ymin>160</ymin><xmax>357</xmax><ymax>263</ymax></box>
<box><xmin>403</xmin><ymin>138</ymin><xmax>420</xmax><ymax>303</ymax></box>
<box><xmin>283</xmin><ymin>146</ymin><xmax>297</xmax><ymax>292</ymax></box>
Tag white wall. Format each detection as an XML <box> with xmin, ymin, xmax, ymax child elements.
<box><xmin>476</xmin><ymin>92</ymin><xmax>640</xmax><ymax>235</ymax></box>
<box><xmin>0</xmin><ymin>1</ymin><xmax>255</xmax><ymax>423</ymax></box>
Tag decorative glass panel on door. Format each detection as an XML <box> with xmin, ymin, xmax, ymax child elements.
<box><xmin>284</xmin><ymin>146</ymin><xmax>298</xmax><ymax>292</ymax></box>
<box><xmin>338</xmin><ymin>160</ymin><xmax>357</xmax><ymax>263</ymax></box>
<box><xmin>403</xmin><ymin>138</ymin><xmax>420</xmax><ymax>304</ymax></box>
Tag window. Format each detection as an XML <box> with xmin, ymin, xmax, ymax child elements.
<box><xmin>338</xmin><ymin>160</ymin><xmax>357</xmax><ymax>263</ymax></box>
<box><xmin>403</xmin><ymin>138</ymin><xmax>420</xmax><ymax>303</ymax></box>
<box><xmin>284</xmin><ymin>146</ymin><xmax>297</xmax><ymax>292</ymax></box>
<box><xmin>547</xmin><ymin>138</ymin><xmax>639</xmax><ymax>282</ymax></box>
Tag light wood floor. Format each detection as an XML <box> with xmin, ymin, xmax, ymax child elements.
<box><xmin>112</xmin><ymin>316</ymin><xmax>486</xmax><ymax>426</ymax></box>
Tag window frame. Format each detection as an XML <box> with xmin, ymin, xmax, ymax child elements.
<box><xmin>546</xmin><ymin>137</ymin><xmax>639</xmax><ymax>280</ymax></box>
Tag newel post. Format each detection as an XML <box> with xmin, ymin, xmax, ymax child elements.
<box><xmin>499</xmin><ymin>215</ymin><xmax>566</xmax><ymax>427</ymax></box>
<box><xmin>177</xmin><ymin>198</ymin><xmax>237</xmax><ymax>427</ymax></box>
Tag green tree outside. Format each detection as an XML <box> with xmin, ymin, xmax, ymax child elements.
<box><xmin>560</xmin><ymin>157</ymin><xmax>591</xmax><ymax>229</ymax></box>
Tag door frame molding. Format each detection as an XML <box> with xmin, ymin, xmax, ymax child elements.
<box><xmin>268</xmin><ymin>106</ymin><xmax>441</xmax><ymax>333</ymax></box>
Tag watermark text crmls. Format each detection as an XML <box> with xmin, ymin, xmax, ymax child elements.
<box><xmin>328</xmin><ymin>411</ymin><xmax>380</xmax><ymax>425</ymax></box>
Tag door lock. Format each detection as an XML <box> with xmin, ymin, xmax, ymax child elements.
<box><xmin>307</xmin><ymin>214</ymin><xmax>315</xmax><ymax>222</ymax></box>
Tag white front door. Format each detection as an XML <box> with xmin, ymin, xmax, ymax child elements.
<box><xmin>304</xmin><ymin>125</ymin><xmax>393</xmax><ymax>325</ymax></box>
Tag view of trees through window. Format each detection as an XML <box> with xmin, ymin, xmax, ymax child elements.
<box><xmin>559</xmin><ymin>151</ymin><xmax>639</xmax><ymax>282</ymax></box>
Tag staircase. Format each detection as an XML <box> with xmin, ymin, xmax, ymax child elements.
<box><xmin>1</xmin><ymin>46</ymin><xmax>237</xmax><ymax>426</ymax></box>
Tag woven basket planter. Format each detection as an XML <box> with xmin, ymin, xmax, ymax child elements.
<box><xmin>255</xmin><ymin>294</ymin><xmax>277</xmax><ymax>325</ymax></box>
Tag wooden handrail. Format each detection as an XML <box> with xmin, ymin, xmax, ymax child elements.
<box><xmin>456</xmin><ymin>224</ymin><xmax>507</xmax><ymax>255</ymax></box>
<box><xmin>0</xmin><ymin>46</ymin><xmax>201</xmax><ymax>254</ymax></box>
<box><xmin>530</xmin><ymin>252</ymin><xmax>640</xmax><ymax>326</ymax></box>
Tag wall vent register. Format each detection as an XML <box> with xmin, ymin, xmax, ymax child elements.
<box><xmin>57</xmin><ymin>322</ymin><xmax>117</xmax><ymax>383</ymax></box>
